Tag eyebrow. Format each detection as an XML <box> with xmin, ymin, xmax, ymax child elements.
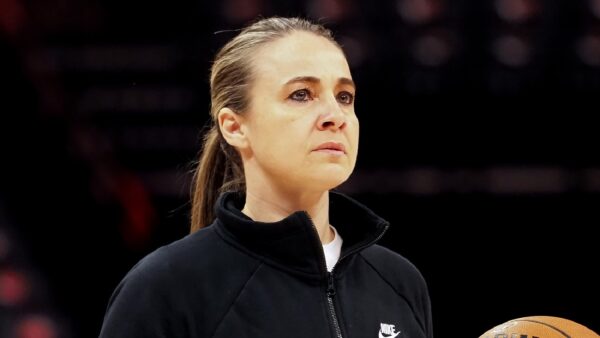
<box><xmin>284</xmin><ymin>76</ymin><xmax>356</xmax><ymax>90</ymax></box>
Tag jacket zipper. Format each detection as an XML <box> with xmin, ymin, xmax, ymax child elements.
<box><xmin>326</xmin><ymin>271</ymin><xmax>343</xmax><ymax>338</ymax></box>
<box><xmin>305</xmin><ymin>211</ymin><xmax>389</xmax><ymax>338</ymax></box>
<box><xmin>304</xmin><ymin>212</ymin><xmax>344</xmax><ymax>338</ymax></box>
<box><xmin>326</xmin><ymin>223</ymin><xmax>388</xmax><ymax>338</ymax></box>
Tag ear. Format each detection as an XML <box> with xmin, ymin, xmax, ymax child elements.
<box><xmin>218</xmin><ymin>107</ymin><xmax>249</xmax><ymax>150</ymax></box>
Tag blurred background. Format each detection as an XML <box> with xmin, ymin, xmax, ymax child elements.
<box><xmin>1</xmin><ymin>0</ymin><xmax>599</xmax><ymax>337</ymax></box>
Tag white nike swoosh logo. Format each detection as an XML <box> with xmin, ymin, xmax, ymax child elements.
<box><xmin>379</xmin><ymin>330</ymin><xmax>401</xmax><ymax>338</ymax></box>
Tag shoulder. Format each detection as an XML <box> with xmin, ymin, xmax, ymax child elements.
<box><xmin>359</xmin><ymin>244</ymin><xmax>429</xmax><ymax>297</ymax></box>
<box><xmin>360</xmin><ymin>244</ymin><xmax>423</xmax><ymax>277</ymax></box>
<box><xmin>108</xmin><ymin>227</ymin><xmax>217</xmax><ymax>299</ymax></box>
<box><xmin>100</xmin><ymin>226</ymin><xmax>262</xmax><ymax>337</ymax></box>
<box><xmin>124</xmin><ymin>225</ymin><xmax>259</xmax><ymax>286</ymax></box>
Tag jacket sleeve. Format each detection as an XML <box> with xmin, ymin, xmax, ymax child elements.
<box><xmin>98</xmin><ymin>254</ymin><xmax>186</xmax><ymax>338</ymax></box>
<box><xmin>418</xmin><ymin>270</ymin><xmax>434</xmax><ymax>338</ymax></box>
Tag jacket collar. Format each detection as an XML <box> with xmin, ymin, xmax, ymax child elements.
<box><xmin>213</xmin><ymin>191</ymin><xmax>390</xmax><ymax>279</ymax></box>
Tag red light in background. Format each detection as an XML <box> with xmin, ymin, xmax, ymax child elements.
<box><xmin>14</xmin><ymin>315</ymin><xmax>58</xmax><ymax>338</ymax></box>
<box><xmin>0</xmin><ymin>268</ymin><xmax>30</xmax><ymax>307</ymax></box>
<box><xmin>397</xmin><ymin>0</ymin><xmax>443</xmax><ymax>25</ymax></box>
<box><xmin>494</xmin><ymin>0</ymin><xmax>540</xmax><ymax>23</ymax></box>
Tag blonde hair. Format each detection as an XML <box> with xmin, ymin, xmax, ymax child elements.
<box><xmin>190</xmin><ymin>17</ymin><xmax>340</xmax><ymax>232</ymax></box>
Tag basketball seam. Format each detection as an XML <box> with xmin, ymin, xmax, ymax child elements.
<box><xmin>518</xmin><ymin>319</ymin><xmax>572</xmax><ymax>338</ymax></box>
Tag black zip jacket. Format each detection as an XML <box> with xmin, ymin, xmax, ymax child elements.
<box><xmin>99</xmin><ymin>191</ymin><xmax>433</xmax><ymax>338</ymax></box>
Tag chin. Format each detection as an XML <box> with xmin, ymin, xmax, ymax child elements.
<box><xmin>309</xmin><ymin>168</ymin><xmax>352</xmax><ymax>191</ymax></box>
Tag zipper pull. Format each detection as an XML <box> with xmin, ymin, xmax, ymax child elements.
<box><xmin>327</xmin><ymin>272</ymin><xmax>336</xmax><ymax>297</ymax></box>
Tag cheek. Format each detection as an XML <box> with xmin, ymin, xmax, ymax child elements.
<box><xmin>251</xmin><ymin>116</ymin><xmax>308</xmax><ymax>158</ymax></box>
<box><xmin>348</xmin><ymin>116</ymin><xmax>360</xmax><ymax>143</ymax></box>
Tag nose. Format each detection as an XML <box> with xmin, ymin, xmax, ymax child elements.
<box><xmin>317</xmin><ymin>100</ymin><xmax>347</xmax><ymax>131</ymax></box>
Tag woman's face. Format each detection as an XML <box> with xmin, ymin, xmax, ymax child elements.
<box><xmin>242</xmin><ymin>31</ymin><xmax>359</xmax><ymax>193</ymax></box>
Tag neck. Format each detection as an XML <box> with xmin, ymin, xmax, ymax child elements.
<box><xmin>242</xmin><ymin>186</ymin><xmax>334</xmax><ymax>245</ymax></box>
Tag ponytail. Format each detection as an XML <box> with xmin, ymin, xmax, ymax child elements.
<box><xmin>190</xmin><ymin>126</ymin><xmax>244</xmax><ymax>233</ymax></box>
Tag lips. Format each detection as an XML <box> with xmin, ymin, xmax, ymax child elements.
<box><xmin>313</xmin><ymin>141</ymin><xmax>346</xmax><ymax>154</ymax></box>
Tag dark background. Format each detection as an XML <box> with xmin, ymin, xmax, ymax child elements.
<box><xmin>1</xmin><ymin>0</ymin><xmax>599</xmax><ymax>337</ymax></box>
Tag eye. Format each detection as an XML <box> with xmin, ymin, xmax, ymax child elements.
<box><xmin>337</xmin><ymin>91</ymin><xmax>354</xmax><ymax>105</ymax></box>
<box><xmin>289</xmin><ymin>89</ymin><xmax>313</xmax><ymax>102</ymax></box>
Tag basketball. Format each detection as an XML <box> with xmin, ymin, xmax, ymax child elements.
<box><xmin>479</xmin><ymin>316</ymin><xmax>599</xmax><ymax>338</ymax></box>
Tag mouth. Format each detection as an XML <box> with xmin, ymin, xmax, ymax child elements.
<box><xmin>313</xmin><ymin>142</ymin><xmax>346</xmax><ymax>155</ymax></box>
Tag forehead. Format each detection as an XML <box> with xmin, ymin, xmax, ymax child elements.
<box><xmin>250</xmin><ymin>31</ymin><xmax>351</xmax><ymax>84</ymax></box>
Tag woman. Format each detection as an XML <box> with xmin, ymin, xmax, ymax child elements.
<box><xmin>99</xmin><ymin>17</ymin><xmax>433</xmax><ymax>338</ymax></box>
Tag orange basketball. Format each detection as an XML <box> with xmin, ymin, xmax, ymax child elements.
<box><xmin>479</xmin><ymin>316</ymin><xmax>599</xmax><ymax>338</ymax></box>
